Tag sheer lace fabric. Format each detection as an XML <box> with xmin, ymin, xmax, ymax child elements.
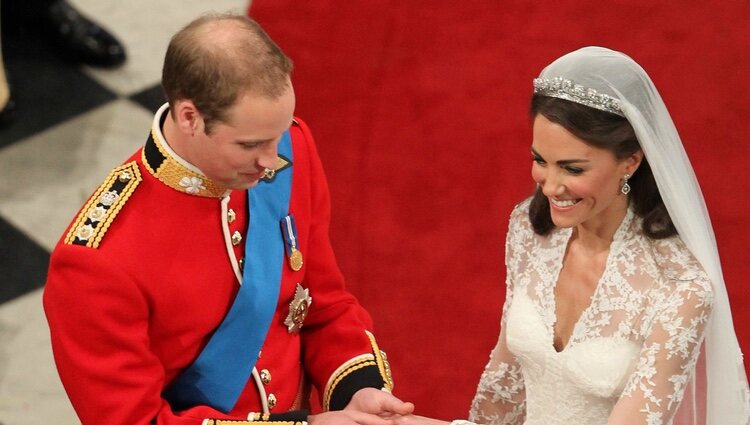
<box><xmin>468</xmin><ymin>200</ymin><xmax>714</xmax><ymax>425</ymax></box>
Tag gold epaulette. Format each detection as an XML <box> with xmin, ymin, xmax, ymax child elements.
<box><xmin>64</xmin><ymin>162</ymin><xmax>141</xmax><ymax>248</ymax></box>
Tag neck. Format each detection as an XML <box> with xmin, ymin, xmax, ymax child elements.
<box><xmin>573</xmin><ymin>199</ymin><xmax>629</xmax><ymax>254</ymax></box>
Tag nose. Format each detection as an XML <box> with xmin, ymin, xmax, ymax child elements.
<box><xmin>257</xmin><ymin>139</ymin><xmax>279</xmax><ymax>170</ymax></box>
<box><xmin>539</xmin><ymin>169</ymin><xmax>565</xmax><ymax>197</ymax></box>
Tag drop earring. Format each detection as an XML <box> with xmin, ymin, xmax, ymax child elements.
<box><xmin>621</xmin><ymin>174</ymin><xmax>631</xmax><ymax>195</ymax></box>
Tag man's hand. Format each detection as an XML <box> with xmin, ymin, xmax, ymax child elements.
<box><xmin>344</xmin><ymin>388</ymin><xmax>415</xmax><ymax>418</ymax></box>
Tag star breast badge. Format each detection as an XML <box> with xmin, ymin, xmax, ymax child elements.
<box><xmin>284</xmin><ymin>283</ymin><xmax>312</xmax><ymax>333</ymax></box>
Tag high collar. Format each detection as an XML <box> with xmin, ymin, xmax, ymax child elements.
<box><xmin>141</xmin><ymin>103</ymin><xmax>230</xmax><ymax>198</ymax></box>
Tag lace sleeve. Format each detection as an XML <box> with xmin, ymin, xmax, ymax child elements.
<box><xmin>610</xmin><ymin>277</ymin><xmax>713</xmax><ymax>425</ymax></box>
<box><xmin>468</xmin><ymin>204</ymin><xmax>528</xmax><ymax>425</ymax></box>
<box><xmin>468</xmin><ymin>327</ymin><xmax>526</xmax><ymax>425</ymax></box>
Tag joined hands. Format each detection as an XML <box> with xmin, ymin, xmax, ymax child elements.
<box><xmin>308</xmin><ymin>388</ymin><xmax>414</xmax><ymax>425</ymax></box>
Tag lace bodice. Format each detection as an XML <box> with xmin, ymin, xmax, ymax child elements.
<box><xmin>468</xmin><ymin>199</ymin><xmax>713</xmax><ymax>425</ymax></box>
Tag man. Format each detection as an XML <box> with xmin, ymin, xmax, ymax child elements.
<box><xmin>44</xmin><ymin>14</ymin><xmax>412</xmax><ymax>425</ymax></box>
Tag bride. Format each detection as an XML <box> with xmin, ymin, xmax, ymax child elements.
<box><xmin>396</xmin><ymin>47</ymin><xmax>750</xmax><ymax>425</ymax></box>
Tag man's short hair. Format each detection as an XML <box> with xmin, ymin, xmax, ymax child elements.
<box><xmin>161</xmin><ymin>14</ymin><xmax>293</xmax><ymax>134</ymax></box>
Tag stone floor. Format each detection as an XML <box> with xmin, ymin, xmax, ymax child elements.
<box><xmin>0</xmin><ymin>1</ymin><xmax>246</xmax><ymax>423</ymax></box>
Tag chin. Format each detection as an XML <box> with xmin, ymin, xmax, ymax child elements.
<box><xmin>550</xmin><ymin>211</ymin><xmax>580</xmax><ymax>229</ymax></box>
<box><xmin>552</xmin><ymin>220</ymin><xmax>577</xmax><ymax>229</ymax></box>
<box><xmin>239</xmin><ymin>179</ymin><xmax>261</xmax><ymax>190</ymax></box>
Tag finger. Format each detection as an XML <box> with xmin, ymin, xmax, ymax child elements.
<box><xmin>392</xmin><ymin>414</ymin><xmax>416</xmax><ymax>425</ymax></box>
<box><xmin>379</xmin><ymin>396</ymin><xmax>415</xmax><ymax>415</ymax></box>
<box><xmin>348</xmin><ymin>410</ymin><xmax>397</xmax><ymax>425</ymax></box>
<box><xmin>398</xmin><ymin>402</ymin><xmax>415</xmax><ymax>415</ymax></box>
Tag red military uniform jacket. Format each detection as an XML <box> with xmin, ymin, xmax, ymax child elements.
<box><xmin>44</xmin><ymin>105</ymin><xmax>393</xmax><ymax>425</ymax></box>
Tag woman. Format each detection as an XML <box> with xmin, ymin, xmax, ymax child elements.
<box><xmin>399</xmin><ymin>47</ymin><xmax>750</xmax><ymax>424</ymax></box>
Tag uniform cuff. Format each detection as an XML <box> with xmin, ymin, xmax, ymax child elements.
<box><xmin>323</xmin><ymin>331</ymin><xmax>394</xmax><ymax>411</ymax></box>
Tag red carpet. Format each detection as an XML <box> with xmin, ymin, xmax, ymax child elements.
<box><xmin>251</xmin><ymin>1</ymin><xmax>750</xmax><ymax>419</ymax></box>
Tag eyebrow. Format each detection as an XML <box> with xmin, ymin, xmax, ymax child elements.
<box><xmin>531</xmin><ymin>147</ymin><xmax>590</xmax><ymax>165</ymax></box>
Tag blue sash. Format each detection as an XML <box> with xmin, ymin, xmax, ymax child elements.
<box><xmin>164</xmin><ymin>131</ymin><xmax>293</xmax><ymax>412</ymax></box>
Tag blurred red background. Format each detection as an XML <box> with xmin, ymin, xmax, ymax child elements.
<box><xmin>251</xmin><ymin>1</ymin><xmax>750</xmax><ymax>419</ymax></box>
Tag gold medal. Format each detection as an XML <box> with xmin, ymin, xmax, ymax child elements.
<box><xmin>289</xmin><ymin>247</ymin><xmax>304</xmax><ymax>272</ymax></box>
<box><xmin>282</xmin><ymin>215</ymin><xmax>303</xmax><ymax>272</ymax></box>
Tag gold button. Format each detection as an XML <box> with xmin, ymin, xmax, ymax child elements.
<box><xmin>260</xmin><ymin>369</ymin><xmax>271</xmax><ymax>384</ymax></box>
<box><xmin>118</xmin><ymin>171</ymin><xmax>131</xmax><ymax>182</ymax></box>
<box><xmin>231</xmin><ymin>231</ymin><xmax>242</xmax><ymax>246</ymax></box>
<box><xmin>267</xmin><ymin>393</ymin><xmax>277</xmax><ymax>409</ymax></box>
<box><xmin>227</xmin><ymin>209</ymin><xmax>236</xmax><ymax>223</ymax></box>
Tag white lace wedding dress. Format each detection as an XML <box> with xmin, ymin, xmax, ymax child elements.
<box><xmin>468</xmin><ymin>199</ymin><xmax>713</xmax><ymax>425</ymax></box>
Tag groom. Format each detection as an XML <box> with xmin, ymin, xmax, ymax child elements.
<box><xmin>44</xmin><ymin>13</ymin><xmax>412</xmax><ymax>425</ymax></box>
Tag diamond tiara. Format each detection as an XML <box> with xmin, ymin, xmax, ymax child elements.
<box><xmin>533</xmin><ymin>77</ymin><xmax>624</xmax><ymax>117</ymax></box>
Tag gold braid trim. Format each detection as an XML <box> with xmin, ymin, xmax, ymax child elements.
<box><xmin>64</xmin><ymin>162</ymin><xmax>142</xmax><ymax>248</ymax></box>
<box><xmin>143</xmin><ymin>129</ymin><xmax>227</xmax><ymax>198</ymax></box>
<box><xmin>322</xmin><ymin>356</ymin><xmax>378</xmax><ymax>411</ymax></box>
<box><xmin>321</xmin><ymin>331</ymin><xmax>396</xmax><ymax>410</ymax></box>
<box><xmin>365</xmin><ymin>330</ymin><xmax>394</xmax><ymax>391</ymax></box>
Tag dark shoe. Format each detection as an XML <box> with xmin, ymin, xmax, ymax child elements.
<box><xmin>45</xmin><ymin>0</ymin><xmax>127</xmax><ymax>68</ymax></box>
<box><xmin>0</xmin><ymin>92</ymin><xmax>15</xmax><ymax>128</ymax></box>
<box><xmin>0</xmin><ymin>70</ymin><xmax>14</xmax><ymax>127</ymax></box>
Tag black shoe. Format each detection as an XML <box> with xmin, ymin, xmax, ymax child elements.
<box><xmin>0</xmin><ymin>69</ymin><xmax>14</xmax><ymax>127</ymax></box>
<box><xmin>0</xmin><ymin>92</ymin><xmax>15</xmax><ymax>128</ymax></box>
<box><xmin>45</xmin><ymin>0</ymin><xmax>127</xmax><ymax>68</ymax></box>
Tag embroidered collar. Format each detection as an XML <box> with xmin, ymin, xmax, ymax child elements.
<box><xmin>141</xmin><ymin>103</ymin><xmax>230</xmax><ymax>198</ymax></box>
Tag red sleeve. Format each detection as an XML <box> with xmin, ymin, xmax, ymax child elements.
<box><xmin>290</xmin><ymin>119</ymin><xmax>392</xmax><ymax>410</ymax></box>
<box><xmin>44</xmin><ymin>246</ymin><xmax>204</xmax><ymax>425</ymax></box>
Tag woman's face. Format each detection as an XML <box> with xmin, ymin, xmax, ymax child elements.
<box><xmin>531</xmin><ymin>114</ymin><xmax>640</xmax><ymax>232</ymax></box>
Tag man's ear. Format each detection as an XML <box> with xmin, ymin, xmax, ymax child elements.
<box><xmin>172</xmin><ymin>100</ymin><xmax>202</xmax><ymax>136</ymax></box>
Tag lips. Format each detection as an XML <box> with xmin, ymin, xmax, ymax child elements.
<box><xmin>550</xmin><ymin>198</ymin><xmax>580</xmax><ymax>208</ymax></box>
<box><xmin>240</xmin><ymin>170</ymin><xmax>264</xmax><ymax>180</ymax></box>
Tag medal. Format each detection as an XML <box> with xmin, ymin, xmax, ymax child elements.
<box><xmin>289</xmin><ymin>247</ymin><xmax>304</xmax><ymax>272</ymax></box>
<box><xmin>284</xmin><ymin>283</ymin><xmax>312</xmax><ymax>333</ymax></box>
<box><xmin>281</xmin><ymin>214</ymin><xmax>304</xmax><ymax>272</ymax></box>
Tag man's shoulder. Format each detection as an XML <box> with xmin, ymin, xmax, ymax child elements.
<box><xmin>289</xmin><ymin>117</ymin><xmax>310</xmax><ymax>143</ymax></box>
<box><xmin>287</xmin><ymin>117</ymin><xmax>320</xmax><ymax>166</ymax></box>
<box><xmin>62</xmin><ymin>161</ymin><xmax>144</xmax><ymax>250</ymax></box>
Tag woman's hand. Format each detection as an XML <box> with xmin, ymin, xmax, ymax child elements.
<box><xmin>393</xmin><ymin>414</ymin><xmax>451</xmax><ymax>425</ymax></box>
<box><xmin>308</xmin><ymin>410</ymin><xmax>396</xmax><ymax>425</ymax></box>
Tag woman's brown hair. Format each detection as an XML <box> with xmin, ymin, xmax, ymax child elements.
<box><xmin>529</xmin><ymin>95</ymin><xmax>676</xmax><ymax>239</ymax></box>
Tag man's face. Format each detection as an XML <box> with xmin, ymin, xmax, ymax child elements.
<box><xmin>191</xmin><ymin>85</ymin><xmax>296</xmax><ymax>190</ymax></box>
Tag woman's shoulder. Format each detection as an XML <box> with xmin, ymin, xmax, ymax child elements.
<box><xmin>505</xmin><ymin>197</ymin><xmax>535</xmax><ymax>240</ymax></box>
<box><xmin>509</xmin><ymin>197</ymin><xmax>532</xmax><ymax>226</ymax></box>
<box><xmin>647</xmin><ymin>234</ymin><xmax>714</xmax><ymax>299</ymax></box>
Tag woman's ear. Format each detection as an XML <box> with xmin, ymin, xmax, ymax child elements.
<box><xmin>624</xmin><ymin>150</ymin><xmax>644</xmax><ymax>176</ymax></box>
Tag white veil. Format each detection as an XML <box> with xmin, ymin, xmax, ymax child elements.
<box><xmin>535</xmin><ymin>46</ymin><xmax>750</xmax><ymax>425</ymax></box>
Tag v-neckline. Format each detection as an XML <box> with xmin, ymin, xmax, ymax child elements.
<box><xmin>548</xmin><ymin>207</ymin><xmax>634</xmax><ymax>354</ymax></box>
